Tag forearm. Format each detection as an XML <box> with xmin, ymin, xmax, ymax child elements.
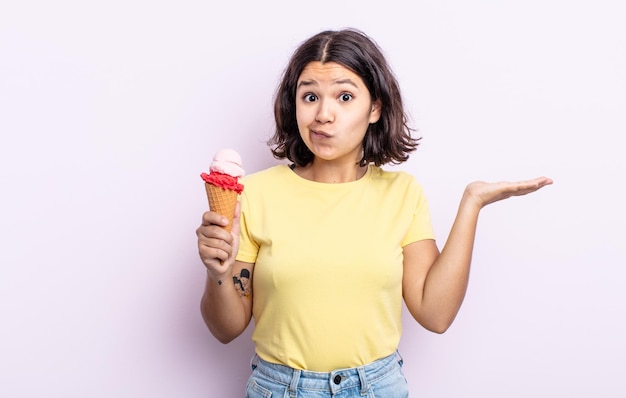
<box><xmin>421</xmin><ymin>191</ymin><xmax>481</xmax><ymax>332</ymax></box>
<box><xmin>406</xmin><ymin>177</ymin><xmax>552</xmax><ymax>333</ymax></box>
<box><xmin>200</xmin><ymin>270</ymin><xmax>251</xmax><ymax>343</ymax></box>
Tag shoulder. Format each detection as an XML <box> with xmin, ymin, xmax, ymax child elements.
<box><xmin>240</xmin><ymin>164</ymin><xmax>291</xmax><ymax>185</ymax></box>
<box><xmin>238</xmin><ymin>164</ymin><xmax>293</xmax><ymax>200</ymax></box>
<box><xmin>369</xmin><ymin>166</ymin><xmax>424</xmax><ymax>191</ymax></box>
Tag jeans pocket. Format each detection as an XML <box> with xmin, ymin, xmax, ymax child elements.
<box><xmin>369</xmin><ymin>363</ymin><xmax>409</xmax><ymax>398</ymax></box>
<box><xmin>246</xmin><ymin>379</ymin><xmax>273</xmax><ymax>398</ymax></box>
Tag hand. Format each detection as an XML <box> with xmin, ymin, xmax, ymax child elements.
<box><xmin>465</xmin><ymin>176</ymin><xmax>553</xmax><ymax>209</ymax></box>
<box><xmin>196</xmin><ymin>202</ymin><xmax>241</xmax><ymax>278</ymax></box>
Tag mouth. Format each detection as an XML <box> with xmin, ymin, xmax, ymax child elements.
<box><xmin>311</xmin><ymin>129</ymin><xmax>331</xmax><ymax>139</ymax></box>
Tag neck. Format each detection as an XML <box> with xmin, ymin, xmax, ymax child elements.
<box><xmin>295</xmin><ymin>161</ymin><xmax>368</xmax><ymax>183</ymax></box>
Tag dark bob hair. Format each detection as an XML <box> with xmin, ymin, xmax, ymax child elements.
<box><xmin>269</xmin><ymin>28</ymin><xmax>420</xmax><ymax>167</ymax></box>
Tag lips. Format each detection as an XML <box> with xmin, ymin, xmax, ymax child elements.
<box><xmin>311</xmin><ymin>129</ymin><xmax>331</xmax><ymax>138</ymax></box>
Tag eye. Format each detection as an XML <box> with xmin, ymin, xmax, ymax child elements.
<box><xmin>303</xmin><ymin>93</ymin><xmax>318</xmax><ymax>102</ymax></box>
<box><xmin>338</xmin><ymin>92</ymin><xmax>353</xmax><ymax>102</ymax></box>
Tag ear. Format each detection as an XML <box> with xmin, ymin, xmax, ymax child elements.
<box><xmin>368</xmin><ymin>99</ymin><xmax>382</xmax><ymax>124</ymax></box>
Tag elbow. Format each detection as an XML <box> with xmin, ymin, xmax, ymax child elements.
<box><xmin>425</xmin><ymin>322</ymin><xmax>451</xmax><ymax>334</ymax></box>
<box><xmin>200</xmin><ymin>297</ymin><xmax>249</xmax><ymax>344</ymax></box>
<box><xmin>416</xmin><ymin>306</ymin><xmax>461</xmax><ymax>334</ymax></box>
<box><xmin>213</xmin><ymin>331</ymin><xmax>238</xmax><ymax>344</ymax></box>
<box><xmin>418</xmin><ymin>315</ymin><xmax>455</xmax><ymax>334</ymax></box>
<box><xmin>206</xmin><ymin>321</ymin><xmax>247</xmax><ymax>344</ymax></box>
<box><xmin>201</xmin><ymin>309</ymin><xmax>246</xmax><ymax>344</ymax></box>
<box><xmin>206</xmin><ymin>321</ymin><xmax>245</xmax><ymax>344</ymax></box>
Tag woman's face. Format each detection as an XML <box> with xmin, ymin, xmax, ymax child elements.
<box><xmin>295</xmin><ymin>61</ymin><xmax>381</xmax><ymax>166</ymax></box>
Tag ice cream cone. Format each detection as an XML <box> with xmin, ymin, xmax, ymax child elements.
<box><xmin>205</xmin><ymin>183</ymin><xmax>238</xmax><ymax>232</ymax></box>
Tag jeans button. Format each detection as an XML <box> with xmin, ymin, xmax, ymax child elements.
<box><xmin>333</xmin><ymin>375</ymin><xmax>341</xmax><ymax>385</ymax></box>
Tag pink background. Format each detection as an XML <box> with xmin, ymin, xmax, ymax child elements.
<box><xmin>1</xmin><ymin>0</ymin><xmax>625</xmax><ymax>396</ymax></box>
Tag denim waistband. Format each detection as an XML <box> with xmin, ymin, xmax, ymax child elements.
<box><xmin>250</xmin><ymin>351</ymin><xmax>403</xmax><ymax>395</ymax></box>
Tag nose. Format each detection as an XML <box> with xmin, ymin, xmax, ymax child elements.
<box><xmin>315</xmin><ymin>99</ymin><xmax>334</xmax><ymax>124</ymax></box>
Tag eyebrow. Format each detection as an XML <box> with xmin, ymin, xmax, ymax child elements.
<box><xmin>297</xmin><ymin>78</ymin><xmax>359</xmax><ymax>90</ymax></box>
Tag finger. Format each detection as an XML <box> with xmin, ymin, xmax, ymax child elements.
<box><xmin>198</xmin><ymin>234</ymin><xmax>233</xmax><ymax>252</ymax></box>
<box><xmin>525</xmin><ymin>176</ymin><xmax>553</xmax><ymax>186</ymax></box>
<box><xmin>536</xmin><ymin>176</ymin><xmax>554</xmax><ymax>187</ymax></box>
<box><xmin>201</xmin><ymin>211</ymin><xmax>229</xmax><ymax>227</ymax></box>
<box><xmin>518</xmin><ymin>176</ymin><xmax>553</xmax><ymax>192</ymax></box>
<box><xmin>199</xmin><ymin>241</ymin><xmax>231</xmax><ymax>264</ymax></box>
<box><xmin>201</xmin><ymin>255</ymin><xmax>230</xmax><ymax>275</ymax></box>
<box><xmin>500</xmin><ymin>178</ymin><xmax>551</xmax><ymax>199</ymax></box>
<box><xmin>196</xmin><ymin>224</ymin><xmax>233</xmax><ymax>244</ymax></box>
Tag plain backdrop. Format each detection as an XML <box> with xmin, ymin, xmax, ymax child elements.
<box><xmin>1</xmin><ymin>0</ymin><xmax>625</xmax><ymax>397</ymax></box>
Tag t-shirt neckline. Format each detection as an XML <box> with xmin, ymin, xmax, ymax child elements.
<box><xmin>283</xmin><ymin>164</ymin><xmax>374</xmax><ymax>188</ymax></box>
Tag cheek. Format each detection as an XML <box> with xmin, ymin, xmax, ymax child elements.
<box><xmin>295</xmin><ymin>112</ymin><xmax>306</xmax><ymax>133</ymax></box>
<box><xmin>348</xmin><ymin>112</ymin><xmax>373</xmax><ymax>132</ymax></box>
<box><xmin>295</xmin><ymin>107</ymin><xmax>313</xmax><ymax>131</ymax></box>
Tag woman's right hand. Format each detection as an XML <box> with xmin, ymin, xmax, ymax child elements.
<box><xmin>196</xmin><ymin>202</ymin><xmax>241</xmax><ymax>278</ymax></box>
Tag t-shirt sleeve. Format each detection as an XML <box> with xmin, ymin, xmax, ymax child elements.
<box><xmin>401</xmin><ymin>180</ymin><xmax>436</xmax><ymax>247</ymax></box>
<box><xmin>236</xmin><ymin>189</ymin><xmax>259</xmax><ymax>263</ymax></box>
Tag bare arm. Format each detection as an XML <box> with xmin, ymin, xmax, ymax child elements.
<box><xmin>196</xmin><ymin>202</ymin><xmax>254</xmax><ymax>343</ymax></box>
<box><xmin>403</xmin><ymin>176</ymin><xmax>553</xmax><ymax>333</ymax></box>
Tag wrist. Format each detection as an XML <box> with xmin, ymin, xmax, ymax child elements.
<box><xmin>206</xmin><ymin>266</ymin><xmax>234</xmax><ymax>286</ymax></box>
<box><xmin>460</xmin><ymin>187</ymin><xmax>484</xmax><ymax>212</ymax></box>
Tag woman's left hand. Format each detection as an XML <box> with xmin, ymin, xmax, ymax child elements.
<box><xmin>465</xmin><ymin>176</ymin><xmax>553</xmax><ymax>209</ymax></box>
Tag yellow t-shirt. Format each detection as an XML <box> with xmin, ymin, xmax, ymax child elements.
<box><xmin>236</xmin><ymin>164</ymin><xmax>434</xmax><ymax>371</ymax></box>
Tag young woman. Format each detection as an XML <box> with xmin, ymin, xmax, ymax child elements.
<box><xmin>196</xmin><ymin>28</ymin><xmax>552</xmax><ymax>397</ymax></box>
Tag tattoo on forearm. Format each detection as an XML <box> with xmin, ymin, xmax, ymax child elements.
<box><xmin>233</xmin><ymin>268</ymin><xmax>251</xmax><ymax>297</ymax></box>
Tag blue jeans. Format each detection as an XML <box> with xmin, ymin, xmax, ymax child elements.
<box><xmin>245</xmin><ymin>351</ymin><xmax>409</xmax><ymax>397</ymax></box>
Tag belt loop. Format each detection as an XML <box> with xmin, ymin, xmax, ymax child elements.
<box><xmin>288</xmin><ymin>368</ymin><xmax>301</xmax><ymax>397</ymax></box>
<box><xmin>396</xmin><ymin>350</ymin><xmax>404</xmax><ymax>366</ymax></box>
<box><xmin>357</xmin><ymin>366</ymin><xmax>370</xmax><ymax>395</ymax></box>
<box><xmin>250</xmin><ymin>354</ymin><xmax>259</xmax><ymax>370</ymax></box>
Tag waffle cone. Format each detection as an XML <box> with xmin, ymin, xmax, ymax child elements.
<box><xmin>205</xmin><ymin>183</ymin><xmax>238</xmax><ymax>232</ymax></box>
